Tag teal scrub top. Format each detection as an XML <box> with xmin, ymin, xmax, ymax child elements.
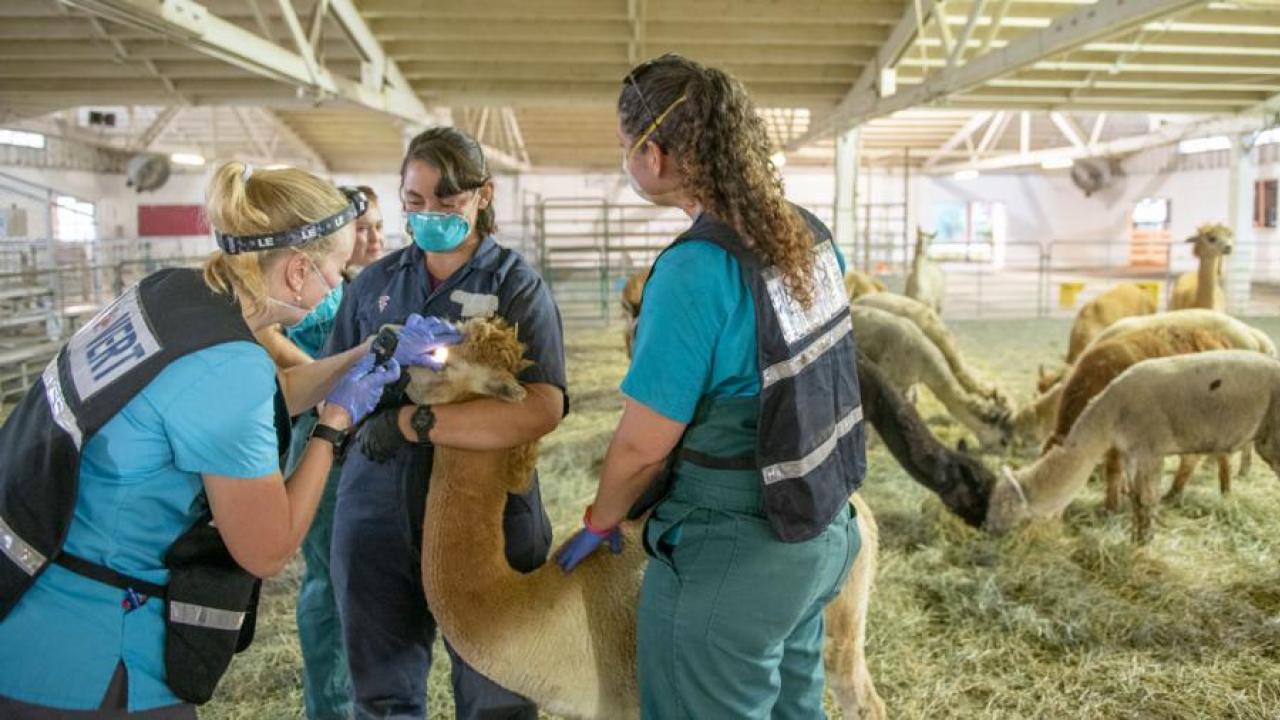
<box><xmin>0</xmin><ymin>341</ymin><xmax>281</xmax><ymax>711</ymax></box>
<box><xmin>621</xmin><ymin>238</ymin><xmax>847</xmax><ymax>423</ymax></box>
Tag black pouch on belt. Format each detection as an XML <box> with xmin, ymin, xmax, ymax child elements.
<box><xmin>162</xmin><ymin>520</ymin><xmax>260</xmax><ymax>705</ymax></box>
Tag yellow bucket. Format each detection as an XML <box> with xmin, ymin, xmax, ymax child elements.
<box><xmin>1134</xmin><ymin>281</ymin><xmax>1162</xmax><ymax>308</ymax></box>
<box><xmin>1058</xmin><ymin>281</ymin><xmax>1085</xmax><ymax>309</ymax></box>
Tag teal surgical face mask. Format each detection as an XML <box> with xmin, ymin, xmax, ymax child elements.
<box><xmin>270</xmin><ymin>256</ymin><xmax>337</xmax><ymax>329</ymax></box>
<box><xmin>407</xmin><ymin>210</ymin><xmax>470</xmax><ymax>253</ymax></box>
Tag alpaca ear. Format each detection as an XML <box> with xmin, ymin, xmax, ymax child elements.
<box><xmin>957</xmin><ymin>438</ymin><xmax>970</xmax><ymax>454</ymax></box>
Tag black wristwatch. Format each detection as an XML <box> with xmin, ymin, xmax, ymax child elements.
<box><xmin>310</xmin><ymin>422</ymin><xmax>348</xmax><ymax>450</ymax></box>
<box><xmin>409</xmin><ymin>405</ymin><xmax>436</xmax><ymax>445</ymax></box>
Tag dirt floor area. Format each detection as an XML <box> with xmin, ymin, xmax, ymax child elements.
<box><xmin>92</xmin><ymin>317</ymin><xmax>1280</xmax><ymax>718</ymax></box>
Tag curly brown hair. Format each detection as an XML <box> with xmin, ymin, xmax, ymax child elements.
<box><xmin>619</xmin><ymin>54</ymin><xmax>815</xmax><ymax>305</ymax></box>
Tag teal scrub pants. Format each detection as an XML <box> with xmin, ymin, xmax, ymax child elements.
<box><xmin>637</xmin><ymin>471</ymin><xmax>860</xmax><ymax>720</ymax></box>
<box><xmin>287</xmin><ymin>411</ymin><xmax>354</xmax><ymax>720</ymax></box>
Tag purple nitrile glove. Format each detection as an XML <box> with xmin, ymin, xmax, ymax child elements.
<box><xmin>554</xmin><ymin>506</ymin><xmax>623</xmax><ymax>573</ymax></box>
<box><xmin>393</xmin><ymin>313</ymin><xmax>465</xmax><ymax>370</ymax></box>
<box><xmin>326</xmin><ymin>354</ymin><xmax>402</xmax><ymax>425</ymax></box>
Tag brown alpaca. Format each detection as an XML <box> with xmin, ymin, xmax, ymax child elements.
<box><xmin>1045</xmin><ymin>325</ymin><xmax>1236</xmax><ymax>511</ymax></box>
<box><xmin>1171</xmin><ymin>223</ymin><xmax>1233</xmax><ymax>311</ymax></box>
<box><xmin>619</xmin><ymin>270</ymin><xmax>648</xmax><ymax>359</ymax></box>
<box><xmin>403</xmin><ymin>319</ymin><xmax>885</xmax><ymax>720</ymax></box>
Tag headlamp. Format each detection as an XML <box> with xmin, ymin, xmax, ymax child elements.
<box><xmin>214</xmin><ymin>186</ymin><xmax>370</xmax><ymax>255</ymax></box>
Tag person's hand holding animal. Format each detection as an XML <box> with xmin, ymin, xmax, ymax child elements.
<box><xmin>555</xmin><ymin>506</ymin><xmax>623</xmax><ymax>572</ymax></box>
<box><xmin>393</xmin><ymin>314</ymin><xmax>464</xmax><ymax>370</ymax></box>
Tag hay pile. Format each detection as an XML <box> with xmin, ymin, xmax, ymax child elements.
<box><xmin>198</xmin><ymin>318</ymin><xmax>1280</xmax><ymax>718</ymax></box>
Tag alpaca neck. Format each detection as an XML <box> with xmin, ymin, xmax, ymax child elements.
<box><xmin>1018</xmin><ymin>399</ymin><xmax>1116</xmax><ymax>517</ymax></box>
<box><xmin>1195</xmin><ymin>253</ymin><xmax>1221</xmax><ymax>308</ymax></box>
<box><xmin>420</xmin><ymin>445</ymin><xmax>537</xmax><ymax>638</ymax></box>
<box><xmin>911</xmin><ymin>236</ymin><xmax>926</xmax><ymax>274</ymax></box>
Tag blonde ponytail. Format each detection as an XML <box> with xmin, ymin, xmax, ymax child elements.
<box><xmin>202</xmin><ymin>161</ymin><xmax>349</xmax><ymax>313</ymax></box>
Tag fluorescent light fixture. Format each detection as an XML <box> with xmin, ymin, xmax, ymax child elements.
<box><xmin>770</xmin><ymin>151</ymin><xmax>787</xmax><ymax>168</ymax></box>
<box><xmin>953</xmin><ymin>170</ymin><xmax>979</xmax><ymax>180</ymax></box>
<box><xmin>264</xmin><ymin>163</ymin><xmax>291</xmax><ymax>170</ymax></box>
<box><xmin>1177</xmin><ymin>135</ymin><xmax>1231</xmax><ymax>155</ymax></box>
<box><xmin>169</xmin><ymin>152</ymin><xmax>206</xmax><ymax>166</ymax></box>
<box><xmin>1041</xmin><ymin>157</ymin><xmax>1074</xmax><ymax>169</ymax></box>
<box><xmin>0</xmin><ymin>129</ymin><xmax>45</xmax><ymax>149</ymax></box>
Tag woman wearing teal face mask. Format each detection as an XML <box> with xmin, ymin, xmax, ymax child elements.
<box><xmin>324</xmin><ymin>127</ymin><xmax>568</xmax><ymax>720</ymax></box>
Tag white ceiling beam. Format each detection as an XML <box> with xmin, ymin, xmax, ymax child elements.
<box><xmin>795</xmin><ymin>0</ymin><xmax>1209</xmax><ymax>148</ymax></box>
<box><xmin>1089</xmin><ymin>111</ymin><xmax>1108</xmax><ymax>146</ymax></box>
<box><xmin>273</xmin><ymin>0</ymin><xmax>321</xmax><ymax>84</ymax></box>
<box><xmin>923</xmin><ymin>110</ymin><xmax>992</xmax><ymax>168</ymax></box>
<box><xmin>975</xmin><ymin>110</ymin><xmax>1009</xmax><ymax>154</ymax></box>
<box><xmin>1019</xmin><ymin>110</ymin><xmax>1029</xmax><ymax>157</ymax></box>
<box><xmin>786</xmin><ymin>0</ymin><xmax>939</xmax><ymax>151</ymax></box>
<box><xmin>627</xmin><ymin>0</ymin><xmax>646</xmax><ymax>66</ymax></box>
<box><xmin>948</xmin><ymin>0</ymin><xmax>987</xmax><ymax>68</ymax></box>
<box><xmin>131</xmin><ymin>105</ymin><xmax>180</xmax><ymax>150</ymax></box>
<box><xmin>978</xmin><ymin>0</ymin><xmax>1012</xmax><ymax>54</ymax></box>
<box><xmin>243</xmin><ymin>0</ymin><xmax>275</xmax><ymax>42</ymax></box>
<box><xmin>1049</xmin><ymin>111</ymin><xmax>1087</xmax><ymax>150</ymax></box>
<box><xmin>504</xmin><ymin>107</ymin><xmax>531</xmax><ymax>167</ymax></box>
<box><xmin>306</xmin><ymin>0</ymin><xmax>329</xmax><ymax>55</ymax></box>
<box><xmin>929</xmin><ymin>110</ymin><xmax>1277</xmax><ymax>174</ymax></box>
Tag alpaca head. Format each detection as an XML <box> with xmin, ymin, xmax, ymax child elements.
<box><xmin>403</xmin><ymin>318</ymin><xmax>531</xmax><ymax>407</ymax></box>
<box><xmin>916</xmin><ymin>228</ymin><xmax>937</xmax><ymax>244</ymax></box>
<box><xmin>941</xmin><ymin>451</ymin><xmax>998</xmax><ymax>528</ymax></box>
<box><xmin>1186</xmin><ymin>223</ymin><xmax>1234</xmax><ymax>259</ymax></box>
<box><xmin>984</xmin><ymin>465</ymin><xmax>1030</xmax><ymax>533</ymax></box>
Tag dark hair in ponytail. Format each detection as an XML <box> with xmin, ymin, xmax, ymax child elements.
<box><xmin>400</xmin><ymin>126</ymin><xmax>496</xmax><ymax>237</ymax></box>
<box><xmin>619</xmin><ymin>54</ymin><xmax>815</xmax><ymax>305</ymax></box>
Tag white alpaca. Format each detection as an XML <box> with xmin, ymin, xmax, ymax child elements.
<box><xmin>905</xmin><ymin>228</ymin><xmax>945</xmax><ymax>314</ymax></box>
<box><xmin>851</xmin><ymin>304</ymin><xmax>1009</xmax><ymax>448</ymax></box>
<box><xmin>987</xmin><ymin>350</ymin><xmax>1280</xmax><ymax>543</ymax></box>
<box><xmin>855</xmin><ymin>291</ymin><xmax>1007</xmax><ymax>409</ymax></box>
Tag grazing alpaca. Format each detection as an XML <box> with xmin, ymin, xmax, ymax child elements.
<box><xmin>405</xmin><ymin>319</ymin><xmax>886</xmax><ymax>720</ymax></box>
<box><xmin>855</xmin><ymin>292</ymin><xmax>1008</xmax><ymax>408</ymax></box>
<box><xmin>844</xmin><ymin>270</ymin><xmax>886</xmax><ymax>301</ymax></box>
<box><xmin>620</xmin><ymin>276</ymin><xmax>996</xmax><ymax>526</ymax></box>
<box><xmin>1044</xmin><ymin>325</ymin><xmax>1234</xmax><ymax>511</ymax></box>
<box><xmin>619</xmin><ymin>270</ymin><xmax>648</xmax><ymax>359</ymax></box>
<box><xmin>1170</xmin><ymin>224</ymin><xmax>1233</xmax><ymax>311</ymax></box>
<box><xmin>905</xmin><ymin>228</ymin><xmax>945</xmax><ymax>314</ymax></box>
<box><xmin>988</xmin><ymin>350</ymin><xmax>1280</xmax><ymax>543</ymax></box>
<box><xmin>1066</xmin><ymin>283</ymin><xmax>1157</xmax><ymax>364</ymax></box>
<box><xmin>851</xmin><ymin>304</ymin><xmax>1011</xmax><ymax>449</ymax></box>
<box><xmin>1089</xmin><ymin>308</ymin><xmax>1276</xmax><ymax>358</ymax></box>
<box><xmin>1011</xmin><ymin>380</ymin><xmax>1064</xmax><ymax>449</ymax></box>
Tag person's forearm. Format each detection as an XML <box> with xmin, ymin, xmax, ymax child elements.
<box><xmin>255</xmin><ymin>325</ymin><xmax>313</xmax><ymax>369</ymax></box>
<box><xmin>280</xmin><ymin>339</ymin><xmax>371</xmax><ymax>415</ymax></box>
<box><xmin>396</xmin><ymin>383</ymin><xmax>564</xmax><ymax>450</ymax></box>
<box><xmin>589</xmin><ymin>435</ymin><xmax>667</xmax><ymax>529</ymax></box>
<box><xmin>278</xmin><ymin>405</ymin><xmax>350</xmax><ymax>562</ymax></box>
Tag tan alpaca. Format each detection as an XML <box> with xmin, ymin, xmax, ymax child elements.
<box><xmin>1011</xmin><ymin>380</ymin><xmax>1063</xmax><ymax>449</ymax></box>
<box><xmin>1170</xmin><ymin>224</ymin><xmax>1233</xmax><ymax>311</ymax></box>
<box><xmin>851</xmin><ymin>304</ymin><xmax>1010</xmax><ymax>448</ymax></box>
<box><xmin>619</xmin><ymin>270</ymin><xmax>648</xmax><ymax>359</ymax></box>
<box><xmin>403</xmin><ymin>319</ymin><xmax>886</xmax><ymax>720</ymax></box>
<box><xmin>855</xmin><ymin>292</ymin><xmax>1008</xmax><ymax>410</ymax></box>
<box><xmin>988</xmin><ymin>350</ymin><xmax>1280</xmax><ymax>543</ymax></box>
<box><xmin>1066</xmin><ymin>283</ymin><xmax>1157</xmax><ymax>363</ymax></box>
<box><xmin>844</xmin><ymin>270</ymin><xmax>886</xmax><ymax>301</ymax></box>
<box><xmin>905</xmin><ymin>228</ymin><xmax>945</xmax><ymax>314</ymax></box>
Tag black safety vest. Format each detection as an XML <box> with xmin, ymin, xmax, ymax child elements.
<box><xmin>0</xmin><ymin>269</ymin><xmax>286</xmax><ymax>704</ymax></box>
<box><xmin>644</xmin><ymin>206</ymin><xmax>866</xmax><ymax>543</ymax></box>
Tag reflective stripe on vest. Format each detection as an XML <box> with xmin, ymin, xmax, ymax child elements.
<box><xmin>169</xmin><ymin>600</ymin><xmax>246</xmax><ymax>632</ymax></box>
<box><xmin>762</xmin><ymin>404</ymin><xmax>863</xmax><ymax>485</ymax></box>
<box><xmin>761</xmin><ymin>317</ymin><xmax>853</xmax><ymax>389</ymax></box>
<box><xmin>0</xmin><ymin>516</ymin><xmax>44</xmax><ymax>576</ymax></box>
<box><xmin>42</xmin><ymin>358</ymin><xmax>82</xmax><ymax>449</ymax></box>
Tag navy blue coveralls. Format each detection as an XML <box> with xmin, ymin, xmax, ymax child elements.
<box><xmin>322</xmin><ymin>236</ymin><xmax>567</xmax><ymax>720</ymax></box>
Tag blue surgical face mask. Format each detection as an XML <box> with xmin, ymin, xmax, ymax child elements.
<box><xmin>407</xmin><ymin>211</ymin><xmax>470</xmax><ymax>253</ymax></box>
<box><xmin>269</xmin><ymin>255</ymin><xmax>337</xmax><ymax>329</ymax></box>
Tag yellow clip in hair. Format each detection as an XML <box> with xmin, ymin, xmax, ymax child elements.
<box><xmin>628</xmin><ymin>94</ymin><xmax>688</xmax><ymax>160</ymax></box>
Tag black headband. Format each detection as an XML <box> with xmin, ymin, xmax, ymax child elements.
<box><xmin>215</xmin><ymin>186</ymin><xmax>369</xmax><ymax>255</ymax></box>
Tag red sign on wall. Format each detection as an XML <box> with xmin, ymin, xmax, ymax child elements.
<box><xmin>138</xmin><ymin>205</ymin><xmax>208</xmax><ymax>236</ymax></box>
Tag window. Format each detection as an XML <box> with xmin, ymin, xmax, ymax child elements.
<box><xmin>1133</xmin><ymin>197</ymin><xmax>1172</xmax><ymax>230</ymax></box>
<box><xmin>1256</xmin><ymin>128</ymin><xmax>1280</xmax><ymax>146</ymax></box>
<box><xmin>929</xmin><ymin>201</ymin><xmax>1006</xmax><ymax>262</ymax></box>
<box><xmin>1257</xmin><ymin>180</ymin><xmax>1278</xmax><ymax>229</ymax></box>
<box><xmin>0</xmin><ymin>129</ymin><xmax>45</xmax><ymax>149</ymax></box>
<box><xmin>54</xmin><ymin>195</ymin><xmax>96</xmax><ymax>242</ymax></box>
